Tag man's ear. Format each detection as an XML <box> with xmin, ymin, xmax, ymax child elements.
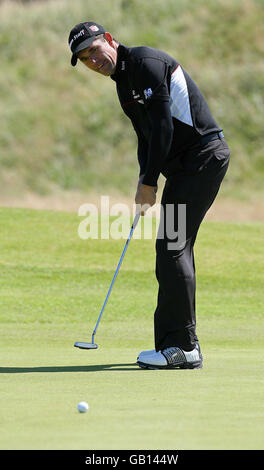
<box><xmin>104</xmin><ymin>32</ymin><xmax>114</xmax><ymax>45</ymax></box>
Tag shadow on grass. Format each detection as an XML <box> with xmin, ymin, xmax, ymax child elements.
<box><xmin>0</xmin><ymin>363</ymin><xmax>140</xmax><ymax>373</ymax></box>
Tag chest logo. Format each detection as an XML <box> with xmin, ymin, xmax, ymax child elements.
<box><xmin>132</xmin><ymin>90</ymin><xmax>140</xmax><ymax>99</ymax></box>
<box><xmin>144</xmin><ymin>88</ymin><xmax>153</xmax><ymax>100</ymax></box>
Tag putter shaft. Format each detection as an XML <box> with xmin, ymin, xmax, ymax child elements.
<box><xmin>92</xmin><ymin>213</ymin><xmax>140</xmax><ymax>341</ymax></box>
<box><xmin>75</xmin><ymin>213</ymin><xmax>140</xmax><ymax>349</ymax></box>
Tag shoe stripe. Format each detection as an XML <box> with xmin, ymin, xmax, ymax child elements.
<box><xmin>161</xmin><ymin>347</ymin><xmax>187</xmax><ymax>366</ymax></box>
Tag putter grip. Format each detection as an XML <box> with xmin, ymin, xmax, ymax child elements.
<box><xmin>132</xmin><ymin>212</ymin><xmax>141</xmax><ymax>229</ymax></box>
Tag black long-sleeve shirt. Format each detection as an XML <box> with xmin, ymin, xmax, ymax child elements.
<box><xmin>110</xmin><ymin>44</ymin><xmax>221</xmax><ymax>186</ymax></box>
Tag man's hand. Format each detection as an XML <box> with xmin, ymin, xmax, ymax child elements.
<box><xmin>135</xmin><ymin>175</ymin><xmax>157</xmax><ymax>216</ymax></box>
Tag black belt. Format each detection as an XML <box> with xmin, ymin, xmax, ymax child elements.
<box><xmin>200</xmin><ymin>131</ymin><xmax>224</xmax><ymax>145</ymax></box>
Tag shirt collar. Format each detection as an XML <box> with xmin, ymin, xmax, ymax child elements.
<box><xmin>110</xmin><ymin>44</ymin><xmax>128</xmax><ymax>81</ymax></box>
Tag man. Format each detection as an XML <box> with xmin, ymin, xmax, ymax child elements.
<box><xmin>68</xmin><ymin>22</ymin><xmax>230</xmax><ymax>369</ymax></box>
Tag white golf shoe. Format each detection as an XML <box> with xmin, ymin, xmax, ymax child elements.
<box><xmin>137</xmin><ymin>348</ymin><xmax>156</xmax><ymax>359</ymax></box>
<box><xmin>137</xmin><ymin>343</ymin><xmax>203</xmax><ymax>369</ymax></box>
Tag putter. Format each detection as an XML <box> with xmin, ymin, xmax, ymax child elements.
<box><xmin>74</xmin><ymin>212</ymin><xmax>141</xmax><ymax>350</ymax></box>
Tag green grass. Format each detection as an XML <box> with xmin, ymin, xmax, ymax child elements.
<box><xmin>0</xmin><ymin>0</ymin><xmax>264</xmax><ymax>199</ymax></box>
<box><xmin>0</xmin><ymin>207</ymin><xmax>264</xmax><ymax>449</ymax></box>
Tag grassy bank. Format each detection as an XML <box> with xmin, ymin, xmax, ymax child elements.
<box><xmin>0</xmin><ymin>0</ymin><xmax>263</xmax><ymax>200</ymax></box>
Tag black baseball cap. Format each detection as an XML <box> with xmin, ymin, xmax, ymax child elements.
<box><xmin>68</xmin><ymin>22</ymin><xmax>106</xmax><ymax>66</ymax></box>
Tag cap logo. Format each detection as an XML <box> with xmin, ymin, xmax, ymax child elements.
<box><xmin>69</xmin><ymin>28</ymin><xmax>85</xmax><ymax>48</ymax></box>
<box><xmin>89</xmin><ymin>25</ymin><xmax>99</xmax><ymax>32</ymax></box>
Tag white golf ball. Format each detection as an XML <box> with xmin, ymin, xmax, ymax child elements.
<box><xmin>77</xmin><ymin>401</ymin><xmax>89</xmax><ymax>413</ymax></box>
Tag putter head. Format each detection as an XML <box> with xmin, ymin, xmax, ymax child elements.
<box><xmin>74</xmin><ymin>341</ymin><xmax>98</xmax><ymax>350</ymax></box>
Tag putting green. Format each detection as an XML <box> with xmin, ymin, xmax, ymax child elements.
<box><xmin>0</xmin><ymin>208</ymin><xmax>263</xmax><ymax>449</ymax></box>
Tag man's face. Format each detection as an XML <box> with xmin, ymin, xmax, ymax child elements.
<box><xmin>77</xmin><ymin>34</ymin><xmax>117</xmax><ymax>76</ymax></box>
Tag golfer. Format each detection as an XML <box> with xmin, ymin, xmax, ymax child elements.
<box><xmin>68</xmin><ymin>22</ymin><xmax>230</xmax><ymax>369</ymax></box>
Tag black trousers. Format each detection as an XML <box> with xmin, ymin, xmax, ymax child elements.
<box><xmin>154</xmin><ymin>137</ymin><xmax>230</xmax><ymax>351</ymax></box>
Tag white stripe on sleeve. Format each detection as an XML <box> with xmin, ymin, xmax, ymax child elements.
<box><xmin>169</xmin><ymin>66</ymin><xmax>193</xmax><ymax>127</ymax></box>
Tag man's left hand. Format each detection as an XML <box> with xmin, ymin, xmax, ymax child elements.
<box><xmin>135</xmin><ymin>181</ymin><xmax>157</xmax><ymax>216</ymax></box>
